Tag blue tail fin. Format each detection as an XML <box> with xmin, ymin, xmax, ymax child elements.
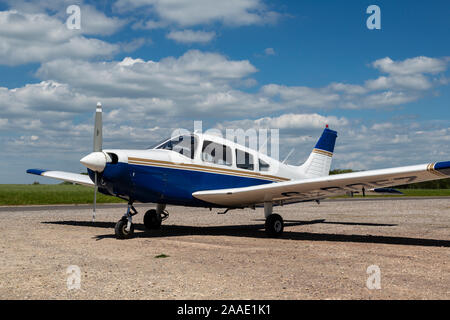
<box><xmin>300</xmin><ymin>126</ymin><xmax>338</xmax><ymax>177</ymax></box>
<box><xmin>314</xmin><ymin>127</ymin><xmax>337</xmax><ymax>154</ymax></box>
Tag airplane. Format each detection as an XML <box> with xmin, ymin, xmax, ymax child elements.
<box><xmin>27</xmin><ymin>103</ymin><xmax>450</xmax><ymax>239</ymax></box>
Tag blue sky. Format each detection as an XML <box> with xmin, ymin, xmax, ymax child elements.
<box><xmin>0</xmin><ymin>0</ymin><xmax>449</xmax><ymax>183</ymax></box>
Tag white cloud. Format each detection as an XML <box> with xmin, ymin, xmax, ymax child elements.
<box><xmin>264</xmin><ymin>47</ymin><xmax>275</xmax><ymax>56</ymax></box>
<box><xmin>365</xmin><ymin>75</ymin><xmax>432</xmax><ymax>91</ymax></box>
<box><xmin>78</xmin><ymin>4</ymin><xmax>127</xmax><ymax>36</ymax></box>
<box><xmin>4</xmin><ymin>1</ymin><xmax>126</xmax><ymax>36</ymax></box>
<box><xmin>262</xmin><ymin>84</ymin><xmax>340</xmax><ymax>108</ymax></box>
<box><xmin>37</xmin><ymin>50</ymin><xmax>258</xmax><ymax>99</ymax></box>
<box><xmin>372</xmin><ymin>56</ymin><xmax>448</xmax><ymax>75</ymax></box>
<box><xmin>363</xmin><ymin>91</ymin><xmax>418</xmax><ymax>107</ymax></box>
<box><xmin>218</xmin><ymin>113</ymin><xmax>348</xmax><ymax>131</ymax></box>
<box><xmin>167</xmin><ymin>29</ymin><xmax>216</xmax><ymax>43</ymax></box>
<box><xmin>327</xmin><ymin>82</ymin><xmax>367</xmax><ymax>95</ymax></box>
<box><xmin>260</xmin><ymin>56</ymin><xmax>449</xmax><ymax>110</ymax></box>
<box><xmin>115</xmin><ymin>0</ymin><xmax>280</xmax><ymax>27</ymax></box>
<box><xmin>132</xmin><ymin>19</ymin><xmax>168</xmax><ymax>30</ymax></box>
<box><xmin>371</xmin><ymin>122</ymin><xmax>394</xmax><ymax>131</ymax></box>
<box><xmin>120</xmin><ymin>37</ymin><xmax>152</xmax><ymax>52</ymax></box>
<box><xmin>0</xmin><ymin>10</ymin><xmax>119</xmax><ymax>65</ymax></box>
<box><xmin>0</xmin><ymin>80</ymin><xmax>92</xmax><ymax>116</ymax></box>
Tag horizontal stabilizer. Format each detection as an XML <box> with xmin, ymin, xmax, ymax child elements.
<box><xmin>371</xmin><ymin>187</ymin><xmax>404</xmax><ymax>195</ymax></box>
<box><xmin>27</xmin><ymin>169</ymin><xmax>94</xmax><ymax>187</ymax></box>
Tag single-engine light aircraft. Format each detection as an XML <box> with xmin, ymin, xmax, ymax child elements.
<box><xmin>28</xmin><ymin>103</ymin><xmax>450</xmax><ymax>239</ymax></box>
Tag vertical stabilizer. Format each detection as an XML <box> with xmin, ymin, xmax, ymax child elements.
<box><xmin>300</xmin><ymin>126</ymin><xmax>337</xmax><ymax>178</ymax></box>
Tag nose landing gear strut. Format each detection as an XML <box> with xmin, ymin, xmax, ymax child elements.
<box><xmin>115</xmin><ymin>202</ymin><xmax>138</xmax><ymax>239</ymax></box>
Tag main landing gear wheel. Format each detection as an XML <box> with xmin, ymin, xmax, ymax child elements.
<box><xmin>143</xmin><ymin>209</ymin><xmax>162</xmax><ymax>230</ymax></box>
<box><xmin>265</xmin><ymin>214</ymin><xmax>284</xmax><ymax>237</ymax></box>
<box><xmin>115</xmin><ymin>218</ymin><xmax>135</xmax><ymax>239</ymax></box>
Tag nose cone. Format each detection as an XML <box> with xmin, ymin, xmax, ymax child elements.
<box><xmin>80</xmin><ymin>152</ymin><xmax>107</xmax><ymax>172</ymax></box>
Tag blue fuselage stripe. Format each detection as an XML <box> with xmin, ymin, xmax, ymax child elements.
<box><xmin>96</xmin><ymin>162</ymin><xmax>275</xmax><ymax>207</ymax></box>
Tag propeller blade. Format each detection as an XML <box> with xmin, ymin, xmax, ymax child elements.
<box><xmin>93</xmin><ymin>102</ymin><xmax>102</xmax><ymax>152</ymax></box>
<box><xmin>92</xmin><ymin>102</ymin><xmax>102</xmax><ymax>222</ymax></box>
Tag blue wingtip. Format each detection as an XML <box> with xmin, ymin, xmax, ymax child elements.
<box><xmin>314</xmin><ymin>127</ymin><xmax>338</xmax><ymax>153</ymax></box>
<box><xmin>434</xmin><ymin>161</ymin><xmax>450</xmax><ymax>175</ymax></box>
<box><xmin>27</xmin><ymin>169</ymin><xmax>47</xmax><ymax>176</ymax></box>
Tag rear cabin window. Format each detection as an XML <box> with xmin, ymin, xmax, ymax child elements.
<box><xmin>259</xmin><ymin>159</ymin><xmax>270</xmax><ymax>172</ymax></box>
<box><xmin>202</xmin><ymin>141</ymin><xmax>232</xmax><ymax>166</ymax></box>
<box><xmin>235</xmin><ymin>149</ymin><xmax>254</xmax><ymax>171</ymax></box>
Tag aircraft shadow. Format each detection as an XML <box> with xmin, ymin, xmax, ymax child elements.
<box><xmin>42</xmin><ymin>219</ymin><xmax>450</xmax><ymax>248</ymax></box>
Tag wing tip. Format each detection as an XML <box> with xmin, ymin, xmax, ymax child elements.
<box><xmin>434</xmin><ymin>161</ymin><xmax>450</xmax><ymax>176</ymax></box>
<box><xmin>26</xmin><ymin>169</ymin><xmax>47</xmax><ymax>176</ymax></box>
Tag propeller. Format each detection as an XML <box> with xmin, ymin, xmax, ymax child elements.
<box><xmin>93</xmin><ymin>102</ymin><xmax>102</xmax><ymax>222</ymax></box>
<box><xmin>80</xmin><ymin>102</ymin><xmax>103</xmax><ymax>222</ymax></box>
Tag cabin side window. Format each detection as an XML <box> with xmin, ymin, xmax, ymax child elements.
<box><xmin>202</xmin><ymin>141</ymin><xmax>232</xmax><ymax>166</ymax></box>
<box><xmin>259</xmin><ymin>159</ymin><xmax>270</xmax><ymax>172</ymax></box>
<box><xmin>235</xmin><ymin>149</ymin><xmax>254</xmax><ymax>171</ymax></box>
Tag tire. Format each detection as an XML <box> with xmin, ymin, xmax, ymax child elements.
<box><xmin>115</xmin><ymin>218</ymin><xmax>134</xmax><ymax>239</ymax></box>
<box><xmin>143</xmin><ymin>209</ymin><xmax>162</xmax><ymax>230</ymax></box>
<box><xmin>265</xmin><ymin>214</ymin><xmax>284</xmax><ymax>237</ymax></box>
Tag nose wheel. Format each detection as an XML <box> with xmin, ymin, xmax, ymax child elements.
<box><xmin>115</xmin><ymin>202</ymin><xmax>138</xmax><ymax>239</ymax></box>
<box><xmin>115</xmin><ymin>218</ymin><xmax>135</xmax><ymax>239</ymax></box>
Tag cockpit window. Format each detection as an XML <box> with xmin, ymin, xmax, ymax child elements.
<box><xmin>202</xmin><ymin>141</ymin><xmax>232</xmax><ymax>166</ymax></box>
<box><xmin>156</xmin><ymin>135</ymin><xmax>197</xmax><ymax>159</ymax></box>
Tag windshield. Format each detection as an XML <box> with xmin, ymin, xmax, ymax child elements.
<box><xmin>155</xmin><ymin>134</ymin><xmax>198</xmax><ymax>159</ymax></box>
<box><xmin>148</xmin><ymin>138</ymin><xmax>169</xmax><ymax>150</ymax></box>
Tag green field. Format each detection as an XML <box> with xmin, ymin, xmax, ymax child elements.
<box><xmin>0</xmin><ymin>184</ymin><xmax>449</xmax><ymax>206</ymax></box>
<box><xmin>0</xmin><ymin>184</ymin><xmax>125</xmax><ymax>206</ymax></box>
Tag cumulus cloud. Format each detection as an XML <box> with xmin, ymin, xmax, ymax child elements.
<box><xmin>0</xmin><ymin>10</ymin><xmax>119</xmax><ymax>65</ymax></box>
<box><xmin>218</xmin><ymin>113</ymin><xmax>348</xmax><ymax>131</ymax></box>
<box><xmin>259</xmin><ymin>56</ymin><xmax>449</xmax><ymax>109</ymax></box>
<box><xmin>37</xmin><ymin>50</ymin><xmax>258</xmax><ymax>99</ymax></box>
<box><xmin>262</xmin><ymin>84</ymin><xmax>340</xmax><ymax>108</ymax></box>
<box><xmin>4</xmin><ymin>0</ymin><xmax>126</xmax><ymax>35</ymax></box>
<box><xmin>115</xmin><ymin>0</ymin><xmax>280</xmax><ymax>27</ymax></box>
<box><xmin>0</xmin><ymin>81</ymin><xmax>93</xmax><ymax>116</ymax></box>
<box><xmin>166</xmin><ymin>29</ymin><xmax>216</xmax><ymax>44</ymax></box>
<box><xmin>334</xmin><ymin>121</ymin><xmax>450</xmax><ymax>171</ymax></box>
<box><xmin>372</xmin><ymin>56</ymin><xmax>448</xmax><ymax>75</ymax></box>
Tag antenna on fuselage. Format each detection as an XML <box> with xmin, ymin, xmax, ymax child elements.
<box><xmin>282</xmin><ymin>148</ymin><xmax>295</xmax><ymax>164</ymax></box>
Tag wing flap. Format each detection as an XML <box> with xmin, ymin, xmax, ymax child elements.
<box><xmin>193</xmin><ymin>162</ymin><xmax>450</xmax><ymax>207</ymax></box>
<box><xmin>27</xmin><ymin>169</ymin><xmax>94</xmax><ymax>187</ymax></box>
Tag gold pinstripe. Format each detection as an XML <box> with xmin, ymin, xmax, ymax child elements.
<box><xmin>128</xmin><ymin>157</ymin><xmax>290</xmax><ymax>182</ymax></box>
<box><xmin>427</xmin><ymin>162</ymin><xmax>447</xmax><ymax>177</ymax></box>
<box><xmin>312</xmin><ymin>148</ymin><xmax>333</xmax><ymax>157</ymax></box>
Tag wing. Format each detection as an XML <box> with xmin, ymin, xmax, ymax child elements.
<box><xmin>193</xmin><ymin>161</ymin><xmax>450</xmax><ymax>207</ymax></box>
<box><xmin>27</xmin><ymin>169</ymin><xmax>94</xmax><ymax>187</ymax></box>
